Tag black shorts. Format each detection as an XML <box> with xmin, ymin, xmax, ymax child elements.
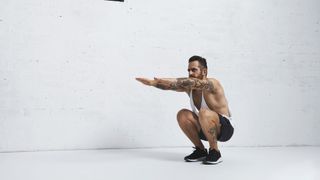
<box><xmin>198</xmin><ymin>114</ymin><xmax>234</xmax><ymax>142</ymax></box>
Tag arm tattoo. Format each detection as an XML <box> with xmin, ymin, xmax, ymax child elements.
<box><xmin>169</xmin><ymin>78</ymin><xmax>191</xmax><ymax>90</ymax></box>
<box><xmin>170</xmin><ymin>78</ymin><xmax>214</xmax><ymax>92</ymax></box>
<box><xmin>156</xmin><ymin>83</ymin><xmax>169</xmax><ymax>90</ymax></box>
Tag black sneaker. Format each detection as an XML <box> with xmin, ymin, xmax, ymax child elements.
<box><xmin>202</xmin><ymin>149</ymin><xmax>223</xmax><ymax>165</ymax></box>
<box><xmin>184</xmin><ymin>147</ymin><xmax>207</xmax><ymax>162</ymax></box>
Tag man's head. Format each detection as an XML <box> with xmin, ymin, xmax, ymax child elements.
<box><xmin>188</xmin><ymin>55</ymin><xmax>208</xmax><ymax>79</ymax></box>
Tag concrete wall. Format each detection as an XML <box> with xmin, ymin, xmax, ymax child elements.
<box><xmin>0</xmin><ymin>0</ymin><xmax>319</xmax><ymax>152</ymax></box>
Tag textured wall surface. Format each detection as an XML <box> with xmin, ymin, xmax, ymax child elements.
<box><xmin>0</xmin><ymin>0</ymin><xmax>319</xmax><ymax>152</ymax></box>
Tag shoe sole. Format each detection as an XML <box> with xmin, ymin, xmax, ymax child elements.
<box><xmin>202</xmin><ymin>158</ymin><xmax>223</xmax><ymax>165</ymax></box>
<box><xmin>184</xmin><ymin>156</ymin><xmax>206</xmax><ymax>162</ymax></box>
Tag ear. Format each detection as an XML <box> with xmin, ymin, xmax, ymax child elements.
<box><xmin>202</xmin><ymin>68</ymin><xmax>207</xmax><ymax>76</ymax></box>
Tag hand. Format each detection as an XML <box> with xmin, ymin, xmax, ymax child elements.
<box><xmin>135</xmin><ymin>77</ymin><xmax>156</xmax><ymax>86</ymax></box>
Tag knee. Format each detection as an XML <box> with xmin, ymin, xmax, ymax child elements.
<box><xmin>199</xmin><ymin>108</ymin><xmax>219</xmax><ymax>123</ymax></box>
<box><xmin>177</xmin><ymin>109</ymin><xmax>191</xmax><ymax>124</ymax></box>
<box><xmin>199</xmin><ymin>108</ymin><xmax>211</xmax><ymax>119</ymax></box>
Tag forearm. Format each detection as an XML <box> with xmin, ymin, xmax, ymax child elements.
<box><xmin>152</xmin><ymin>78</ymin><xmax>179</xmax><ymax>91</ymax></box>
<box><xmin>170</xmin><ymin>78</ymin><xmax>214</xmax><ymax>91</ymax></box>
<box><xmin>153</xmin><ymin>77</ymin><xmax>214</xmax><ymax>92</ymax></box>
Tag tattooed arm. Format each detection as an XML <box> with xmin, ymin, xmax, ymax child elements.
<box><xmin>168</xmin><ymin>78</ymin><xmax>215</xmax><ymax>92</ymax></box>
<box><xmin>136</xmin><ymin>77</ymin><xmax>215</xmax><ymax>92</ymax></box>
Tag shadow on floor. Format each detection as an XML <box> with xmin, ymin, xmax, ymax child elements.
<box><xmin>128</xmin><ymin>149</ymin><xmax>185</xmax><ymax>162</ymax></box>
<box><xmin>95</xmin><ymin>148</ymin><xmax>187</xmax><ymax>162</ymax></box>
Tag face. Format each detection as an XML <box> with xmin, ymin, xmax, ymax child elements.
<box><xmin>187</xmin><ymin>61</ymin><xmax>207</xmax><ymax>79</ymax></box>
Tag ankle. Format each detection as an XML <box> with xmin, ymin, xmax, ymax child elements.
<box><xmin>196</xmin><ymin>146</ymin><xmax>206</xmax><ymax>151</ymax></box>
<box><xmin>209</xmin><ymin>148</ymin><xmax>220</xmax><ymax>152</ymax></box>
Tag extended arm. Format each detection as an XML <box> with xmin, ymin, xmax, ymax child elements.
<box><xmin>169</xmin><ymin>78</ymin><xmax>214</xmax><ymax>92</ymax></box>
<box><xmin>136</xmin><ymin>77</ymin><xmax>215</xmax><ymax>92</ymax></box>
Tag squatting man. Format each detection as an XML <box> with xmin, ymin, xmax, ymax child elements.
<box><xmin>136</xmin><ymin>56</ymin><xmax>234</xmax><ymax>165</ymax></box>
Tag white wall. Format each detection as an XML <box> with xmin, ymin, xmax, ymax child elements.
<box><xmin>0</xmin><ymin>0</ymin><xmax>319</xmax><ymax>152</ymax></box>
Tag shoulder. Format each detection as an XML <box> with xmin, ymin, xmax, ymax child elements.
<box><xmin>207</xmin><ymin>78</ymin><xmax>221</xmax><ymax>86</ymax></box>
<box><xmin>206</xmin><ymin>78</ymin><xmax>223</xmax><ymax>92</ymax></box>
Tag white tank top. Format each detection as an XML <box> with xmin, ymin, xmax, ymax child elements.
<box><xmin>189</xmin><ymin>90</ymin><xmax>209</xmax><ymax>116</ymax></box>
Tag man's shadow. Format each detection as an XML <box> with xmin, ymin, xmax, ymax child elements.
<box><xmin>125</xmin><ymin>148</ymin><xmax>185</xmax><ymax>162</ymax></box>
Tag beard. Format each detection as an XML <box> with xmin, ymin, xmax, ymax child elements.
<box><xmin>189</xmin><ymin>74</ymin><xmax>204</xmax><ymax>79</ymax></box>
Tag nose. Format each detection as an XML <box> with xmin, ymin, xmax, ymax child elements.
<box><xmin>189</xmin><ymin>72</ymin><xmax>195</xmax><ymax>78</ymax></box>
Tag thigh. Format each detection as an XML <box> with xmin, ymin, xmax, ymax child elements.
<box><xmin>199</xmin><ymin>108</ymin><xmax>221</xmax><ymax>126</ymax></box>
<box><xmin>198</xmin><ymin>108</ymin><xmax>222</xmax><ymax>136</ymax></box>
<box><xmin>178</xmin><ymin>109</ymin><xmax>201</xmax><ymax>132</ymax></box>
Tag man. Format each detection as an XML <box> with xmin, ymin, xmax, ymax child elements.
<box><xmin>136</xmin><ymin>55</ymin><xmax>234</xmax><ymax>165</ymax></box>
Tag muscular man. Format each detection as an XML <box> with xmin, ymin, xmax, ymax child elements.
<box><xmin>136</xmin><ymin>55</ymin><xmax>234</xmax><ymax>165</ymax></box>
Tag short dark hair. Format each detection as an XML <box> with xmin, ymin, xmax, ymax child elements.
<box><xmin>188</xmin><ymin>55</ymin><xmax>207</xmax><ymax>69</ymax></box>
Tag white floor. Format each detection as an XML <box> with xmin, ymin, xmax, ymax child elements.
<box><xmin>0</xmin><ymin>147</ymin><xmax>319</xmax><ymax>180</ymax></box>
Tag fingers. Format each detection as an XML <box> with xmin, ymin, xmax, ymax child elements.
<box><xmin>135</xmin><ymin>77</ymin><xmax>145</xmax><ymax>82</ymax></box>
<box><xmin>135</xmin><ymin>78</ymin><xmax>144</xmax><ymax>83</ymax></box>
<box><xmin>136</xmin><ymin>77</ymin><xmax>148</xmax><ymax>85</ymax></box>
<box><xmin>136</xmin><ymin>77</ymin><xmax>154</xmax><ymax>86</ymax></box>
